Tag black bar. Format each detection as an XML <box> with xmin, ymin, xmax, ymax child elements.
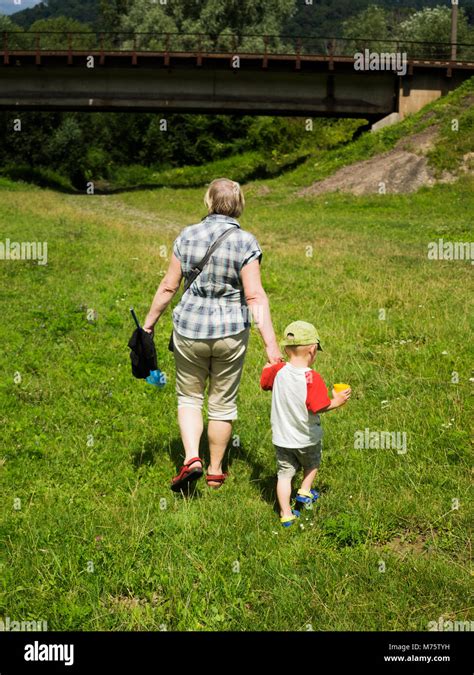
<box><xmin>0</xmin><ymin>631</ymin><xmax>471</xmax><ymax>673</ymax></box>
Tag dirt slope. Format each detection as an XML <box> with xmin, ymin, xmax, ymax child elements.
<box><xmin>298</xmin><ymin>125</ymin><xmax>472</xmax><ymax>197</ymax></box>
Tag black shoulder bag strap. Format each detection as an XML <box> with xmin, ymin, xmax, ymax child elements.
<box><xmin>183</xmin><ymin>225</ymin><xmax>238</xmax><ymax>293</ymax></box>
<box><xmin>168</xmin><ymin>225</ymin><xmax>238</xmax><ymax>351</ymax></box>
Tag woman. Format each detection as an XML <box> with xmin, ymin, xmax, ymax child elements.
<box><xmin>143</xmin><ymin>177</ymin><xmax>282</xmax><ymax>490</ymax></box>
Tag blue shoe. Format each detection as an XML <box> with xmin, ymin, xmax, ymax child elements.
<box><xmin>294</xmin><ymin>489</ymin><xmax>320</xmax><ymax>513</ymax></box>
<box><xmin>280</xmin><ymin>510</ymin><xmax>300</xmax><ymax>527</ymax></box>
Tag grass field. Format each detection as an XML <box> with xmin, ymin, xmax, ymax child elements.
<box><xmin>1</xmin><ymin>93</ymin><xmax>473</xmax><ymax>631</ymax></box>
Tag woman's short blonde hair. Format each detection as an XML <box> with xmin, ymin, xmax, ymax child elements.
<box><xmin>204</xmin><ymin>178</ymin><xmax>245</xmax><ymax>218</ymax></box>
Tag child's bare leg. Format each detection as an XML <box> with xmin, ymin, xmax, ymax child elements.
<box><xmin>300</xmin><ymin>467</ymin><xmax>318</xmax><ymax>493</ymax></box>
<box><xmin>277</xmin><ymin>475</ymin><xmax>293</xmax><ymax>518</ymax></box>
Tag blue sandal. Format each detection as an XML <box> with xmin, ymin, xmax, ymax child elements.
<box><xmin>280</xmin><ymin>510</ymin><xmax>300</xmax><ymax>528</ymax></box>
<box><xmin>293</xmin><ymin>489</ymin><xmax>320</xmax><ymax>514</ymax></box>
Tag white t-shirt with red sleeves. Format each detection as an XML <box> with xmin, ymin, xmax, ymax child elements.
<box><xmin>260</xmin><ymin>362</ymin><xmax>331</xmax><ymax>449</ymax></box>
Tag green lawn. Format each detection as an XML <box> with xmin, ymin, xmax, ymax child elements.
<box><xmin>1</xmin><ymin>169</ymin><xmax>472</xmax><ymax>631</ymax></box>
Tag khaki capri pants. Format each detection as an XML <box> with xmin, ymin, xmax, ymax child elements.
<box><xmin>173</xmin><ymin>328</ymin><xmax>250</xmax><ymax>421</ymax></box>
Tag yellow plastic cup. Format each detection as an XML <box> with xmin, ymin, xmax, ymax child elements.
<box><xmin>334</xmin><ymin>383</ymin><xmax>351</xmax><ymax>392</ymax></box>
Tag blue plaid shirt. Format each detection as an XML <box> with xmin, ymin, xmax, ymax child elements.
<box><xmin>172</xmin><ymin>214</ymin><xmax>263</xmax><ymax>339</ymax></box>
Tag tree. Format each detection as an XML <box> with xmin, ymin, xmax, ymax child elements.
<box><xmin>120</xmin><ymin>2</ymin><xmax>178</xmax><ymax>50</ymax></box>
<box><xmin>399</xmin><ymin>7</ymin><xmax>473</xmax><ymax>58</ymax></box>
<box><xmin>342</xmin><ymin>6</ymin><xmax>394</xmax><ymax>54</ymax></box>
<box><xmin>10</xmin><ymin>0</ymin><xmax>100</xmax><ymax>29</ymax></box>
<box><xmin>46</xmin><ymin>115</ymin><xmax>86</xmax><ymax>188</ymax></box>
<box><xmin>98</xmin><ymin>0</ymin><xmax>130</xmax><ymax>32</ymax></box>
<box><xmin>0</xmin><ymin>15</ymin><xmax>16</xmax><ymax>31</ymax></box>
<box><xmin>29</xmin><ymin>17</ymin><xmax>96</xmax><ymax>49</ymax></box>
<box><xmin>0</xmin><ymin>14</ymin><xmax>27</xmax><ymax>49</ymax></box>
<box><xmin>120</xmin><ymin>0</ymin><xmax>297</xmax><ymax>52</ymax></box>
<box><xmin>285</xmin><ymin>1</ymin><xmax>474</xmax><ymax>47</ymax></box>
<box><xmin>186</xmin><ymin>0</ymin><xmax>296</xmax><ymax>51</ymax></box>
<box><xmin>340</xmin><ymin>4</ymin><xmax>474</xmax><ymax>59</ymax></box>
<box><xmin>0</xmin><ymin>110</ymin><xmax>61</xmax><ymax>169</ymax></box>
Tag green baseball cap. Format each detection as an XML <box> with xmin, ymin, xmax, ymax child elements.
<box><xmin>280</xmin><ymin>321</ymin><xmax>323</xmax><ymax>350</ymax></box>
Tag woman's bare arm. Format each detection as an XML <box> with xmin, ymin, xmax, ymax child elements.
<box><xmin>143</xmin><ymin>254</ymin><xmax>183</xmax><ymax>333</ymax></box>
<box><xmin>241</xmin><ymin>259</ymin><xmax>282</xmax><ymax>364</ymax></box>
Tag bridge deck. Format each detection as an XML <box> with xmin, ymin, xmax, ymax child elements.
<box><xmin>2</xmin><ymin>50</ymin><xmax>474</xmax><ymax>74</ymax></box>
<box><xmin>0</xmin><ymin>33</ymin><xmax>472</xmax><ymax>116</ymax></box>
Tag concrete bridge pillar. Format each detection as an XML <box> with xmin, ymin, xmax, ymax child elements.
<box><xmin>397</xmin><ymin>71</ymin><xmax>467</xmax><ymax>119</ymax></box>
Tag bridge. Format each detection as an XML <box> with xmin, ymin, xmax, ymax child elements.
<box><xmin>1</xmin><ymin>32</ymin><xmax>473</xmax><ymax>120</ymax></box>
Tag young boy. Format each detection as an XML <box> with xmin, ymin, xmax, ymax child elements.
<box><xmin>260</xmin><ymin>321</ymin><xmax>351</xmax><ymax>527</ymax></box>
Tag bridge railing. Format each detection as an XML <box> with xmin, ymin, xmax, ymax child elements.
<box><xmin>2</xmin><ymin>31</ymin><xmax>474</xmax><ymax>61</ymax></box>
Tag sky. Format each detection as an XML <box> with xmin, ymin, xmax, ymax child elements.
<box><xmin>0</xmin><ymin>0</ymin><xmax>41</xmax><ymax>15</ymax></box>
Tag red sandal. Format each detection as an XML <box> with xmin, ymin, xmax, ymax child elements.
<box><xmin>205</xmin><ymin>472</ymin><xmax>229</xmax><ymax>489</ymax></box>
<box><xmin>170</xmin><ymin>457</ymin><xmax>203</xmax><ymax>492</ymax></box>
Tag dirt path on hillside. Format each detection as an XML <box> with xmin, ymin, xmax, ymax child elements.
<box><xmin>298</xmin><ymin>126</ymin><xmax>472</xmax><ymax>197</ymax></box>
<box><xmin>66</xmin><ymin>194</ymin><xmax>178</xmax><ymax>231</ymax></box>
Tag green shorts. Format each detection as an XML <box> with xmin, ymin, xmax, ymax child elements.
<box><xmin>173</xmin><ymin>328</ymin><xmax>249</xmax><ymax>421</ymax></box>
<box><xmin>275</xmin><ymin>442</ymin><xmax>322</xmax><ymax>479</ymax></box>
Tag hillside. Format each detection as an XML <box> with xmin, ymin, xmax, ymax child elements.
<box><xmin>286</xmin><ymin>0</ymin><xmax>474</xmax><ymax>36</ymax></box>
<box><xmin>297</xmin><ymin>82</ymin><xmax>474</xmax><ymax>196</ymax></box>
<box><xmin>9</xmin><ymin>0</ymin><xmax>99</xmax><ymax>28</ymax></box>
<box><xmin>1</xmin><ymin>78</ymin><xmax>472</xmax><ymax>196</ymax></box>
<box><xmin>108</xmin><ymin>76</ymin><xmax>474</xmax><ymax>195</ymax></box>
<box><xmin>10</xmin><ymin>0</ymin><xmax>474</xmax><ymax>32</ymax></box>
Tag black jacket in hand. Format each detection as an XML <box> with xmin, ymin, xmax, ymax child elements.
<box><xmin>128</xmin><ymin>328</ymin><xmax>158</xmax><ymax>379</ymax></box>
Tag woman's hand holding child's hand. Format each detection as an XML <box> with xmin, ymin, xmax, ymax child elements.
<box><xmin>265</xmin><ymin>342</ymin><xmax>284</xmax><ymax>365</ymax></box>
